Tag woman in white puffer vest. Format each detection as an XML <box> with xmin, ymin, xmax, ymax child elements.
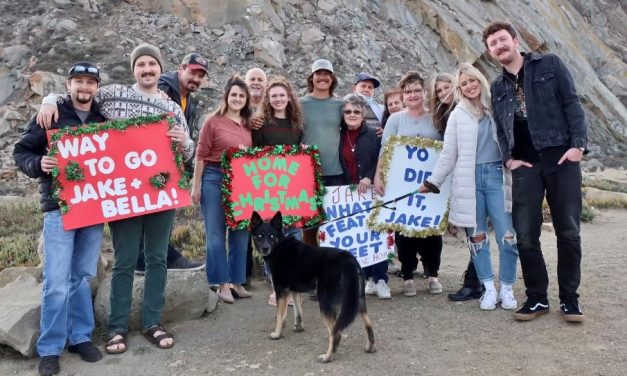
<box><xmin>419</xmin><ymin>63</ymin><xmax>519</xmax><ymax>311</ymax></box>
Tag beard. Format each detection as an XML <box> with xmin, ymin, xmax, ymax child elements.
<box><xmin>75</xmin><ymin>92</ymin><xmax>93</xmax><ymax>104</ymax></box>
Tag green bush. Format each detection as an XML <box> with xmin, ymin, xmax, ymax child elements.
<box><xmin>0</xmin><ymin>199</ymin><xmax>42</xmax><ymax>271</ymax></box>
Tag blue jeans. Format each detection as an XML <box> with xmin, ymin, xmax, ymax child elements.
<box><xmin>201</xmin><ymin>166</ymin><xmax>249</xmax><ymax>285</ymax></box>
<box><xmin>37</xmin><ymin>210</ymin><xmax>103</xmax><ymax>356</ymax></box>
<box><xmin>465</xmin><ymin>162</ymin><xmax>519</xmax><ymax>284</ymax></box>
<box><xmin>363</xmin><ymin>261</ymin><xmax>389</xmax><ymax>283</ymax></box>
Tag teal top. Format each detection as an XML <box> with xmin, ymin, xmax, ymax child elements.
<box><xmin>301</xmin><ymin>95</ymin><xmax>344</xmax><ymax>176</ymax></box>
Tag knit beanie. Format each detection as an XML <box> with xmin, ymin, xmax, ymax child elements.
<box><xmin>130</xmin><ymin>43</ymin><xmax>163</xmax><ymax>72</ymax></box>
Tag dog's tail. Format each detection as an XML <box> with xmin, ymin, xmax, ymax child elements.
<box><xmin>333</xmin><ymin>262</ymin><xmax>363</xmax><ymax>335</ymax></box>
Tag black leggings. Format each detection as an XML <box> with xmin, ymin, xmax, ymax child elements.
<box><xmin>395</xmin><ymin>233</ymin><xmax>442</xmax><ymax>280</ymax></box>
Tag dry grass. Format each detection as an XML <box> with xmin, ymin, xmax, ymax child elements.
<box><xmin>0</xmin><ymin>199</ymin><xmax>42</xmax><ymax>271</ymax></box>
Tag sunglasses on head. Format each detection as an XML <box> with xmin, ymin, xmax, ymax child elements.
<box><xmin>343</xmin><ymin>110</ymin><xmax>362</xmax><ymax>115</ymax></box>
<box><xmin>69</xmin><ymin>65</ymin><xmax>99</xmax><ymax>76</ymax></box>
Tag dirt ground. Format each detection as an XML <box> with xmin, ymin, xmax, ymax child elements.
<box><xmin>1</xmin><ymin>209</ymin><xmax>626</xmax><ymax>376</ymax></box>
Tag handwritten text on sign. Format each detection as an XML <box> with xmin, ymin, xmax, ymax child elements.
<box><xmin>368</xmin><ymin>139</ymin><xmax>451</xmax><ymax>237</ymax></box>
<box><xmin>319</xmin><ymin>186</ymin><xmax>394</xmax><ymax>268</ymax></box>
<box><xmin>49</xmin><ymin>119</ymin><xmax>191</xmax><ymax>230</ymax></box>
<box><xmin>227</xmin><ymin>152</ymin><xmax>318</xmax><ymax>227</ymax></box>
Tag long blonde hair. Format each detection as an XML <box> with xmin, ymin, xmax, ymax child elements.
<box><xmin>453</xmin><ymin>63</ymin><xmax>492</xmax><ymax>119</ymax></box>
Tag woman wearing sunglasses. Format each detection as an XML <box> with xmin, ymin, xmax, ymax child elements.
<box><xmin>338</xmin><ymin>94</ymin><xmax>388</xmax><ymax>298</ymax></box>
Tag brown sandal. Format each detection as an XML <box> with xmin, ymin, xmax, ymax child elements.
<box><xmin>105</xmin><ymin>333</ymin><xmax>127</xmax><ymax>354</ymax></box>
<box><xmin>143</xmin><ymin>325</ymin><xmax>175</xmax><ymax>349</ymax></box>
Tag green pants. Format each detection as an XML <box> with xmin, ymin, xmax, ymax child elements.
<box><xmin>108</xmin><ymin>209</ymin><xmax>175</xmax><ymax>334</ymax></box>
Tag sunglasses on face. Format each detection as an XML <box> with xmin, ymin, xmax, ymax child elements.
<box><xmin>343</xmin><ymin>110</ymin><xmax>362</xmax><ymax>115</ymax></box>
<box><xmin>68</xmin><ymin>65</ymin><xmax>99</xmax><ymax>76</ymax></box>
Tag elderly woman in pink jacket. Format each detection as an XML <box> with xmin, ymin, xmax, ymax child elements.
<box><xmin>419</xmin><ymin>63</ymin><xmax>519</xmax><ymax>311</ymax></box>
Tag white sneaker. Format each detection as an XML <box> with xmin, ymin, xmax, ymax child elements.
<box><xmin>499</xmin><ymin>286</ymin><xmax>518</xmax><ymax>310</ymax></box>
<box><xmin>365</xmin><ymin>278</ymin><xmax>376</xmax><ymax>295</ymax></box>
<box><xmin>403</xmin><ymin>280</ymin><xmax>417</xmax><ymax>297</ymax></box>
<box><xmin>375</xmin><ymin>280</ymin><xmax>391</xmax><ymax>299</ymax></box>
<box><xmin>480</xmin><ymin>289</ymin><xmax>498</xmax><ymax>310</ymax></box>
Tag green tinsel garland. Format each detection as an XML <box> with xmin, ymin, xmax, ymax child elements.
<box><xmin>64</xmin><ymin>161</ymin><xmax>85</xmax><ymax>182</ymax></box>
<box><xmin>48</xmin><ymin>113</ymin><xmax>190</xmax><ymax>214</ymax></box>
<box><xmin>366</xmin><ymin>135</ymin><xmax>449</xmax><ymax>238</ymax></box>
<box><xmin>149</xmin><ymin>172</ymin><xmax>170</xmax><ymax>189</ymax></box>
<box><xmin>220</xmin><ymin>144</ymin><xmax>326</xmax><ymax>230</ymax></box>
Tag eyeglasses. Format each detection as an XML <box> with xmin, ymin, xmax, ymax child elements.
<box><xmin>343</xmin><ymin>110</ymin><xmax>362</xmax><ymax>115</ymax></box>
<box><xmin>68</xmin><ymin>65</ymin><xmax>99</xmax><ymax>76</ymax></box>
<box><xmin>402</xmin><ymin>88</ymin><xmax>423</xmax><ymax>95</ymax></box>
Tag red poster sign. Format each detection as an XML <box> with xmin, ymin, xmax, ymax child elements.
<box><xmin>48</xmin><ymin>115</ymin><xmax>191</xmax><ymax>230</ymax></box>
<box><xmin>222</xmin><ymin>145</ymin><xmax>325</xmax><ymax>229</ymax></box>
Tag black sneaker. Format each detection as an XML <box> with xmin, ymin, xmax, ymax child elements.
<box><xmin>560</xmin><ymin>298</ymin><xmax>585</xmax><ymax>322</ymax></box>
<box><xmin>38</xmin><ymin>355</ymin><xmax>60</xmax><ymax>376</ymax></box>
<box><xmin>167</xmin><ymin>255</ymin><xmax>205</xmax><ymax>271</ymax></box>
<box><xmin>512</xmin><ymin>298</ymin><xmax>550</xmax><ymax>321</ymax></box>
<box><xmin>68</xmin><ymin>341</ymin><xmax>102</xmax><ymax>362</ymax></box>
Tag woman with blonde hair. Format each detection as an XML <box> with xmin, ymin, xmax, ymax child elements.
<box><xmin>420</xmin><ymin>63</ymin><xmax>519</xmax><ymax>311</ymax></box>
<box><xmin>192</xmin><ymin>75</ymin><xmax>254</xmax><ymax>304</ymax></box>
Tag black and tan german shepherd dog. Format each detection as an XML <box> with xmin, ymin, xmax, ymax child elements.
<box><xmin>250</xmin><ymin>211</ymin><xmax>376</xmax><ymax>363</ymax></box>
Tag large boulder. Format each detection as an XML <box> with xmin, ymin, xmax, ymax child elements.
<box><xmin>94</xmin><ymin>270</ymin><xmax>213</xmax><ymax>331</ymax></box>
<box><xmin>0</xmin><ymin>266</ymin><xmax>42</xmax><ymax>288</ymax></box>
<box><xmin>0</xmin><ymin>274</ymin><xmax>41</xmax><ymax>357</ymax></box>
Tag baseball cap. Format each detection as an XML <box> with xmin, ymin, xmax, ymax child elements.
<box><xmin>181</xmin><ymin>53</ymin><xmax>208</xmax><ymax>73</ymax></box>
<box><xmin>311</xmin><ymin>59</ymin><xmax>334</xmax><ymax>74</ymax></box>
<box><xmin>354</xmin><ymin>72</ymin><xmax>380</xmax><ymax>88</ymax></box>
<box><xmin>67</xmin><ymin>61</ymin><xmax>100</xmax><ymax>83</ymax></box>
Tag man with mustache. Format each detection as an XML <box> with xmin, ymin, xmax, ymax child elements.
<box><xmin>39</xmin><ymin>43</ymin><xmax>194</xmax><ymax>352</ymax></box>
<box><xmin>483</xmin><ymin>22</ymin><xmax>587</xmax><ymax>322</ymax></box>
<box><xmin>130</xmin><ymin>53</ymin><xmax>210</xmax><ymax>275</ymax></box>
<box><xmin>301</xmin><ymin>59</ymin><xmax>344</xmax><ymax>247</ymax></box>
<box><xmin>245</xmin><ymin>67</ymin><xmax>268</xmax><ymax>114</ymax></box>
<box><xmin>14</xmin><ymin>62</ymin><xmax>106</xmax><ymax>376</ymax></box>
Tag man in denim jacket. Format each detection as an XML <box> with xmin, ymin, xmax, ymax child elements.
<box><xmin>483</xmin><ymin>21</ymin><xmax>587</xmax><ymax>323</ymax></box>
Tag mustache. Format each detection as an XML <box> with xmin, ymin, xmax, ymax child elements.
<box><xmin>496</xmin><ymin>47</ymin><xmax>509</xmax><ymax>55</ymax></box>
<box><xmin>141</xmin><ymin>72</ymin><xmax>156</xmax><ymax>77</ymax></box>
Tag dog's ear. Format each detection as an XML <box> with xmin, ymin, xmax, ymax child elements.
<box><xmin>270</xmin><ymin>211</ymin><xmax>283</xmax><ymax>230</ymax></box>
<box><xmin>250</xmin><ymin>211</ymin><xmax>263</xmax><ymax>228</ymax></box>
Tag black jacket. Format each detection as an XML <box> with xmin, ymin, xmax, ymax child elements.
<box><xmin>158</xmin><ymin>71</ymin><xmax>199</xmax><ymax>139</ymax></box>
<box><xmin>491</xmin><ymin>52</ymin><xmax>587</xmax><ymax>163</ymax></box>
<box><xmin>339</xmin><ymin>124</ymin><xmax>381</xmax><ymax>185</ymax></box>
<box><xmin>13</xmin><ymin>97</ymin><xmax>105</xmax><ymax>212</ymax></box>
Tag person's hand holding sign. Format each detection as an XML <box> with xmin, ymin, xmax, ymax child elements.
<box><xmin>166</xmin><ymin>125</ymin><xmax>189</xmax><ymax>144</ymax></box>
<box><xmin>358</xmin><ymin>177</ymin><xmax>371</xmax><ymax>194</ymax></box>
<box><xmin>41</xmin><ymin>156</ymin><xmax>58</xmax><ymax>173</ymax></box>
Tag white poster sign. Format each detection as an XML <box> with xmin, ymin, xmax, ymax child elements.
<box><xmin>318</xmin><ymin>185</ymin><xmax>394</xmax><ymax>268</ymax></box>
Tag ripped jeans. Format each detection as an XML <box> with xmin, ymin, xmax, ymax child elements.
<box><xmin>465</xmin><ymin>162</ymin><xmax>519</xmax><ymax>284</ymax></box>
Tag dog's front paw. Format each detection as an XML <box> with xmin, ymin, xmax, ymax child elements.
<box><xmin>317</xmin><ymin>354</ymin><xmax>333</xmax><ymax>363</ymax></box>
<box><xmin>365</xmin><ymin>343</ymin><xmax>376</xmax><ymax>353</ymax></box>
<box><xmin>269</xmin><ymin>332</ymin><xmax>283</xmax><ymax>340</ymax></box>
<box><xmin>293</xmin><ymin>324</ymin><xmax>304</xmax><ymax>332</ymax></box>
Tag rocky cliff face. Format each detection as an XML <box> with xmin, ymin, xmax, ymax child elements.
<box><xmin>1</xmin><ymin>0</ymin><xmax>625</xmax><ymax>194</ymax></box>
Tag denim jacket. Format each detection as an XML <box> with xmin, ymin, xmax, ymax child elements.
<box><xmin>490</xmin><ymin>52</ymin><xmax>587</xmax><ymax>163</ymax></box>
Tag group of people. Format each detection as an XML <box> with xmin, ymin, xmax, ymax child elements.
<box><xmin>13</xmin><ymin>21</ymin><xmax>587</xmax><ymax>376</ymax></box>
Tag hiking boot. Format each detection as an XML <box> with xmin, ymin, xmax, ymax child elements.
<box><xmin>38</xmin><ymin>355</ymin><xmax>60</xmax><ymax>376</ymax></box>
<box><xmin>403</xmin><ymin>280</ymin><xmax>416</xmax><ymax>297</ymax></box>
<box><xmin>375</xmin><ymin>280</ymin><xmax>391</xmax><ymax>299</ymax></box>
<box><xmin>560</xmin><ymin>298</ymin><xmax>585</xmax><ymax>323</ymax></box>
<box><xmin>513</xmin><ymin>298</ymin><xmax>550</xmax><ymax>321</ymax></box>
<box><xmin>480</xmin><ymin>289</ymin><xmax>498</xmax><ymax>310</ymax></box>
<box><xmin>499</xmin><ymin>286</ymin><xmax>518</xmax><ymax>310</ymax></box>
<box><xmin>68</xmin><ymin>341</ymin><xmax>102</xmax><ymax>362</ymax></box>
<box><xmin>365</xmin><ymin>278</ymin><xmax>376</xmax><ymax>295</ymax></box>
<box><xmin>167</xmin><ymin>255</ymin><xmax>204</xmax><ymax>271</ymax></box>
<box><xmin>448</xmin><ymin>261</ymin><xmax>483</xmax><ymax>301</ymax></box>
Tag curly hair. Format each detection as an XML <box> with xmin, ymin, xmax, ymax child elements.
<box><xmin>382</xmin><ymin>87</ymin><xmax>403</xmax><ymax>127</ymax></box>
<box><xmin>482</xmin><ymin>21</ymin><xmax>518</xmax><ymax>48</ymax></box>
<box><xmin>263</xmin><ymin>76</ymin><xmax>304</xmax><ymax>130</ymax></box>
<box><xmin>398</xmin><ymin>70</ymin><xmax>425</xmax><ymax>91</ymax></box>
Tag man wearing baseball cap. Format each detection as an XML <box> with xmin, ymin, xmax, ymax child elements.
<box><xmin>38</xmin><ymin>43</ymin><xmax>195</xmax><ymax>354</ymax></box>
<box><xmin>301</xmin><ymin>59</ymin><xmax>344</xmax><ymax>247</ymax></box>
<box><xmin>14</xmin><ymin>62</ymin><xmax>106</xmax><ymax>375</ymax></box>
<box><xmin>353</xmin><ymin>72</ymin><xmax>384</xmax><ymax>133</ymax></box>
